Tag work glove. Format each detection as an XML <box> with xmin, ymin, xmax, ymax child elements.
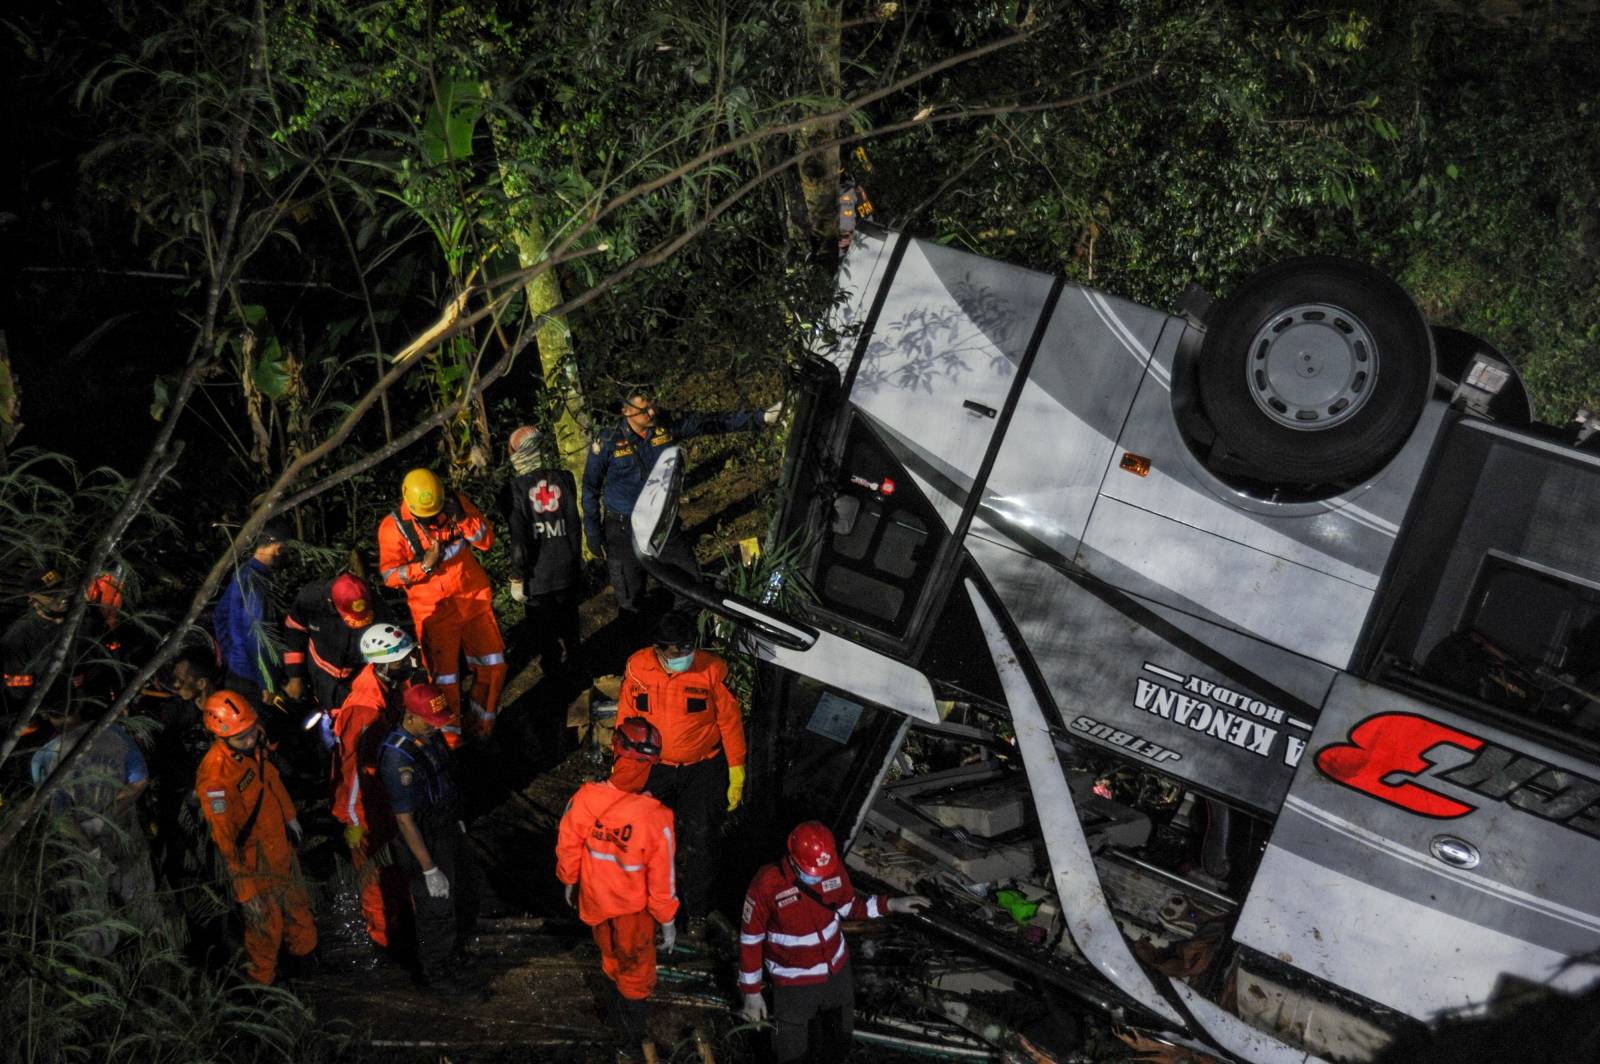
<box><xmin>424</xmin><ymin>866</ymin><xmax>451</xmax><ymax>899</ymax></box>
<box><xmin>762</xmin><ymin>401</ymin><xmax>783</xmax><ymax>426</ymax></box>
<box><xmin>283</xmin><ymin>677</ymin><xmax>305</xmax><ymax>701</ymax></box>
<box><xmin>509</xmin><ymin>579</ymin><xmax>526</xmax><ymax>603</ymax></box>
<box><xmin>659</xmin><ymin>920</ymin><xmax>677</xmax><ymax>953</ymax></box>
<box><xmin>887</xmin><ymin>895</ymin><xmax>932</xmax><ymax>915</ymax></box>
<box><xmin>564</xmin><ymin>882</ymin><xmax>578</xmax><ymax>910</ymax></box>
<box><xmin>287</xmin><ymin>818</ymin><xmax>304</xmax><ymax>849</ymax></box>
<box><xmin>343</xmin><ymin>822</ymin><xmax>365</xmax><ymax>851</ymax></box>
<box><xmin>443</xmin><ymin>493</ymin><xmax>466</xmax><ymax>522</ymax></box>
<box><xmin>585</xmin><ymin>531</ymin><xmax>604</xmax><ymax>562</ymax></box>
<box><xmin>741</xmin><ymin>992</ymin><xmax>768</xmax><ymax>1024</ymax></box>
<box><xmin>726</xmin><ymin>764</ymin><xmax>747</xmax><ymax>812</ymax></box>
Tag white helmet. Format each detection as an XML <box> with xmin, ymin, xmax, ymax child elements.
<box><xmin>360</xmin><ymin>623</ymin><xmax>416</xmax><ymax>664</ymax></box>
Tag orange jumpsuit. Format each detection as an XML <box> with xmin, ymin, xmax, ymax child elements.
<box><xmin>195</xmin><ymin>740</ymin><xmax>316</xmax><ymax>984</ymax></box>
<box><xmin>377</xmin><ymin>494</ymin><xmax>506</xmax><ymax>742</ymax></box>
<box><xmin>555</xmin><ymin>780</ymin><xmax>678</xmax><ymax>999</ymax></box>
<box><xmin>618</xmin><ymin>648</ymin><xmax>747</xmax><ymax>768</ymax></box>
<box><xmin>330</xmin><ymin>665</ymin><xmax>410</xmax><ymax>948</ymax></box>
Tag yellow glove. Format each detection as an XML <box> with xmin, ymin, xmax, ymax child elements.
<box><xmin>343</xmin><ymin>822</ymin><xmax>365</xmax><ymax>850</ymax></box>
<box><xmin>726</xmin><ymin>764</ymin><xmax>747</xmax><ymax>812</ymax></box>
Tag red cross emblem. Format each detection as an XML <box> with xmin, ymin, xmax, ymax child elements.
<box><xmin>530</xmin><ymin>479</ymin><xmax>562</xmax><ymax>513</ymax></box>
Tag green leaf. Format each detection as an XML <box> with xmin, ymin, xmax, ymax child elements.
<box><xmin>1445</xmin><ymin>163</ymin><xmax>1460</xmax><ymax>179</ymax></box>
<box><xmin>421</xmin><ymin>78</ymin><xmax>484</xmax><ymax>165</ymax></box>
<box><xmin>253</xmin><ymin>338</ymin><xmax>290</xmax><ymax>400</ymax></box>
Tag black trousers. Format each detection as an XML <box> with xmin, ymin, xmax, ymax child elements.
<box><xmin>395</xmin><ymin>811</ymin><xmax>478</xmax><ymax>977</ymax></box>
<box><xmin>606</xmin><ymin>985</ymin><xmax>650</xmax><ymax>1048</ymax></box>
<box><xmin>772</xmin><ymin>961</ymin><xmax>855</xmax><ymax>1063</ymax></box>
<box><xmin>603</xmin><ymin>512</ymin><xmax>701</xmax><ymax>619</ymax></box>
<box><xmin>643</xmin><ymin>753</ymin><xmax>726</xmax><ymax>920</ymax></box>
<box><xmin>518</xmin><ymin>586</ymin><xmax>580</xmax><ymax>672</ymax></box>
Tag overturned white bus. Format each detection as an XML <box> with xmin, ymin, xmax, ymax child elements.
<box><xmin>631</xmin><ymin>226</ymin><xmax>1600</xmax><ymax>1062</ymax></box>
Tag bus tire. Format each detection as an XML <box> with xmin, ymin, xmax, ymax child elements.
<box><xmin>1197</xmin><ymin>257</ymin><xmax>1435</xmax><ymax>484</ymax></box>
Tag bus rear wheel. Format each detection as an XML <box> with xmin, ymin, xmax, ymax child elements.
<box><xmin>1197</xmin><ymin>257</ymin><xmax>1435</xmax><ymax>485</ymax></box>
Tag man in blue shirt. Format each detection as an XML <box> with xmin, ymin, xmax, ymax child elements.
<box><xmin>379</xmin><ymin>682</ymin><xmax>477</xmax><ymax>987</ymax></box>
<box><xmin>213</xmin><ymin>520</ymin><xmax>292</xmax><ymax>701</ymax></box>
<box><xmin>582</xmin><ymin>391</ymin><xmax>777</xmax><ymax>632</ymax></box>
<box><xmin>31</xmin><ymin>701</ymin><xmax>162</xmax><ymax>952</ymax></box>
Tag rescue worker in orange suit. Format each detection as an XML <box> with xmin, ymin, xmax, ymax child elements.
<box><xmin>739</xmin><ymin>821</ymin><xmax>930</xmax><ymax>1062</ymax></box>
<box><xmin>283</xmin><ymin>572</ymin><xmax>380</xmax><ymax>726</ymax></box>
<box><xmin>617</xmin><ymin>611</ymin><xmax>745</xmax><ymax>941</ymax></box>
<box><xmin>194</xmin><ymin>690</ymin><xmax>318</xmax><ymax>985</ymax></box>
<box><xmin>329</xmin><ymin>623</ymin><xmax>422</xmax><ymax>956</ymax></box>
<box><xmin>379</xmin><ymin>682</ymin><xmax>478</xmax><ymax>987</ymax></box>
<box><xmin>556</xmin><ymin>716</ymin><xmax>678</xmax><ymax>1063</ymax></box>
<box><xmin>378</xmin><ymin>468</ymin><xmax>506</xmax><ymax>744</ymax></box>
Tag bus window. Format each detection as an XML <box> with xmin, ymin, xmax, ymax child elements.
<box><xmin>814</xmin><ymin>415</ymin><xmax>948</xmax><ymax>638</ymax></box>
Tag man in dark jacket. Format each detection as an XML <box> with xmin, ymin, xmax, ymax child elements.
<box><xmin>581</xmin><ymin>391</ymin><xmax>778</xmax><ymax>639</ymax></box>
<box><xmin>283</xmin><ymin>572</ymin><xmax>379</xmax><ymax>714</ymax></box>
<box><xmin>213</xmin><ymin>520</ymin><xmax>291</xmax><ymax>700</ymax></box>
<box><xmin>505</xmin><ymin>425</ymin><xmax>583</xmax><ymax>677</ymax></box>
<box><xmin>2</xmin><ymin>565</ymin><xmax>106</xmax><ymax>736</ymax></box>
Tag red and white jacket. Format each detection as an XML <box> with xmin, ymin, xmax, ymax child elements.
<box><xmin>738</xmin><ymin>859</ymin><xmax>885</xmax><ymax>991</ymax></box>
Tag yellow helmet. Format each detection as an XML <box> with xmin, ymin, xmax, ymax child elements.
<box><xmin>402</xmin><ymin>468</ymin><xmax>444</xmax><ymax>517</ymax></box>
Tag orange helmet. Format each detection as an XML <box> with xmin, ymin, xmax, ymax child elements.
<box><xmin>203</xmin><ymin>690</ymin><xmax>259</xmax><ymax>738</ymax></box>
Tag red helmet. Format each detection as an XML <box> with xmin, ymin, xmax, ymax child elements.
<box><xmin>787</xmin><ymin>821</ymin><xmax>839</xmax><ymax>879</ymax></box>
<box><xmin>612</xmin><ymin>716</ymin><xmax>663</xmax><ymax>763</ymax></box>
<box><xmin>203</xmin><ymin>690</ymin><xmax>258</xmax><ymax>738</ymax></box>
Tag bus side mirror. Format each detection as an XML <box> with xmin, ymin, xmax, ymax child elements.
<box><xmin>630</xmin><ymin>447</ymin><xmax>685</xmax><ymax>560</ymax></box>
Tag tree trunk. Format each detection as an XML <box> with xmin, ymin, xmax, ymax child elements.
<box><xmin>797</xmin><ymin>1</ymin><xmax>843</xmax><ymax>243</ymax></box>
<box><xmin>485</xmin><ymin>88</ymin><xmax>593</xmax><ymax>531</ymax></box>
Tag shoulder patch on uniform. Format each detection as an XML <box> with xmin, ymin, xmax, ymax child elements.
<box><xmin>742</xmin><ymin>897</ymin><xmax>754</xmax><ymax>924</ymax></box>
<box><xmin>399</xmin><ymin>767</ymin><xmax>414</xmax><ymax>786</ymax></box>
<box><xmin>822</xmin><ymin>876</ymin><xmax>842</xmax><ymax>892</ymax></box>
<box><xmin>210</xmin><ymin>798</ymin><xmax>226</xmax><ymax>813</ymax></box>
<box><xmin>775</xmin><ymin>886</ymin><xmax>798</xmax><ymax>901</ymax></box>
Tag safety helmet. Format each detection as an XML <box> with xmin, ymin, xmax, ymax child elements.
<box><xmin>203</xmin><ymin>690</ymin><xmax>259</xmax><ymax>738</ymax></box>
<box><xmin>360</xmin><ymin>623</ymin><xmax>417</xmax><ymax>664</ymax></box>
<box><xmin>402</xmin><ymin>682</ymin><xmax>452</xmax><ymax>726</ymax></box>
<box><xmin>402</xmin><ymin>468</ymin><xmax>445</xmax><ymax>518</ymax></box>
<box><xmin>612</xmin><ymin>716</ymin><xmax>663</xmax><ymax>763</ymax></box>
<box><xmin>786</xmin><ymin>821</ymin><xmax>839</xmax><ymax>880</ymax></box>
<box><xmin>330</xmin><ymin>574</ymin><xmax>374</xmax><ymax>627</ymax></box>
<box><xmin>507</xmin><ymin>425</ymin><xmax>540</xmax><ymax>456</ymax></box>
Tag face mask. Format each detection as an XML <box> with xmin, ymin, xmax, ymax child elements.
<box><xmin>664</xmin><ymin>653</ymin><xmax>694</xmax><ymax>673</ymax></box>
<box><xmin>795</xmin><ymin>868</ymin><xmax>823</xmax><ymax>885</ymax></box>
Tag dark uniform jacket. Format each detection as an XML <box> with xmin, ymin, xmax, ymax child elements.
<box><xmin>378</xmin><ymin>728</ymin><xmax>458</xmax><ymax>830</ymax></box>
<box><xmin>283</xmin><ymin>577</ymin><xmax>381</xmax><ymax>709</ymax></box>
<box><xmin>506</xmin><ymin>467</ymin><xmax>582</xmax><ymax>595</ymax></box>
<box><xmin>2</xmin><ymin>610</ymin><xmax>103</xmax><ymax>725</ymax></box>
<box><xmin>581</xmin><ymin>410</ymin><xmax>763</xmax><ymax>546</ymax></box>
